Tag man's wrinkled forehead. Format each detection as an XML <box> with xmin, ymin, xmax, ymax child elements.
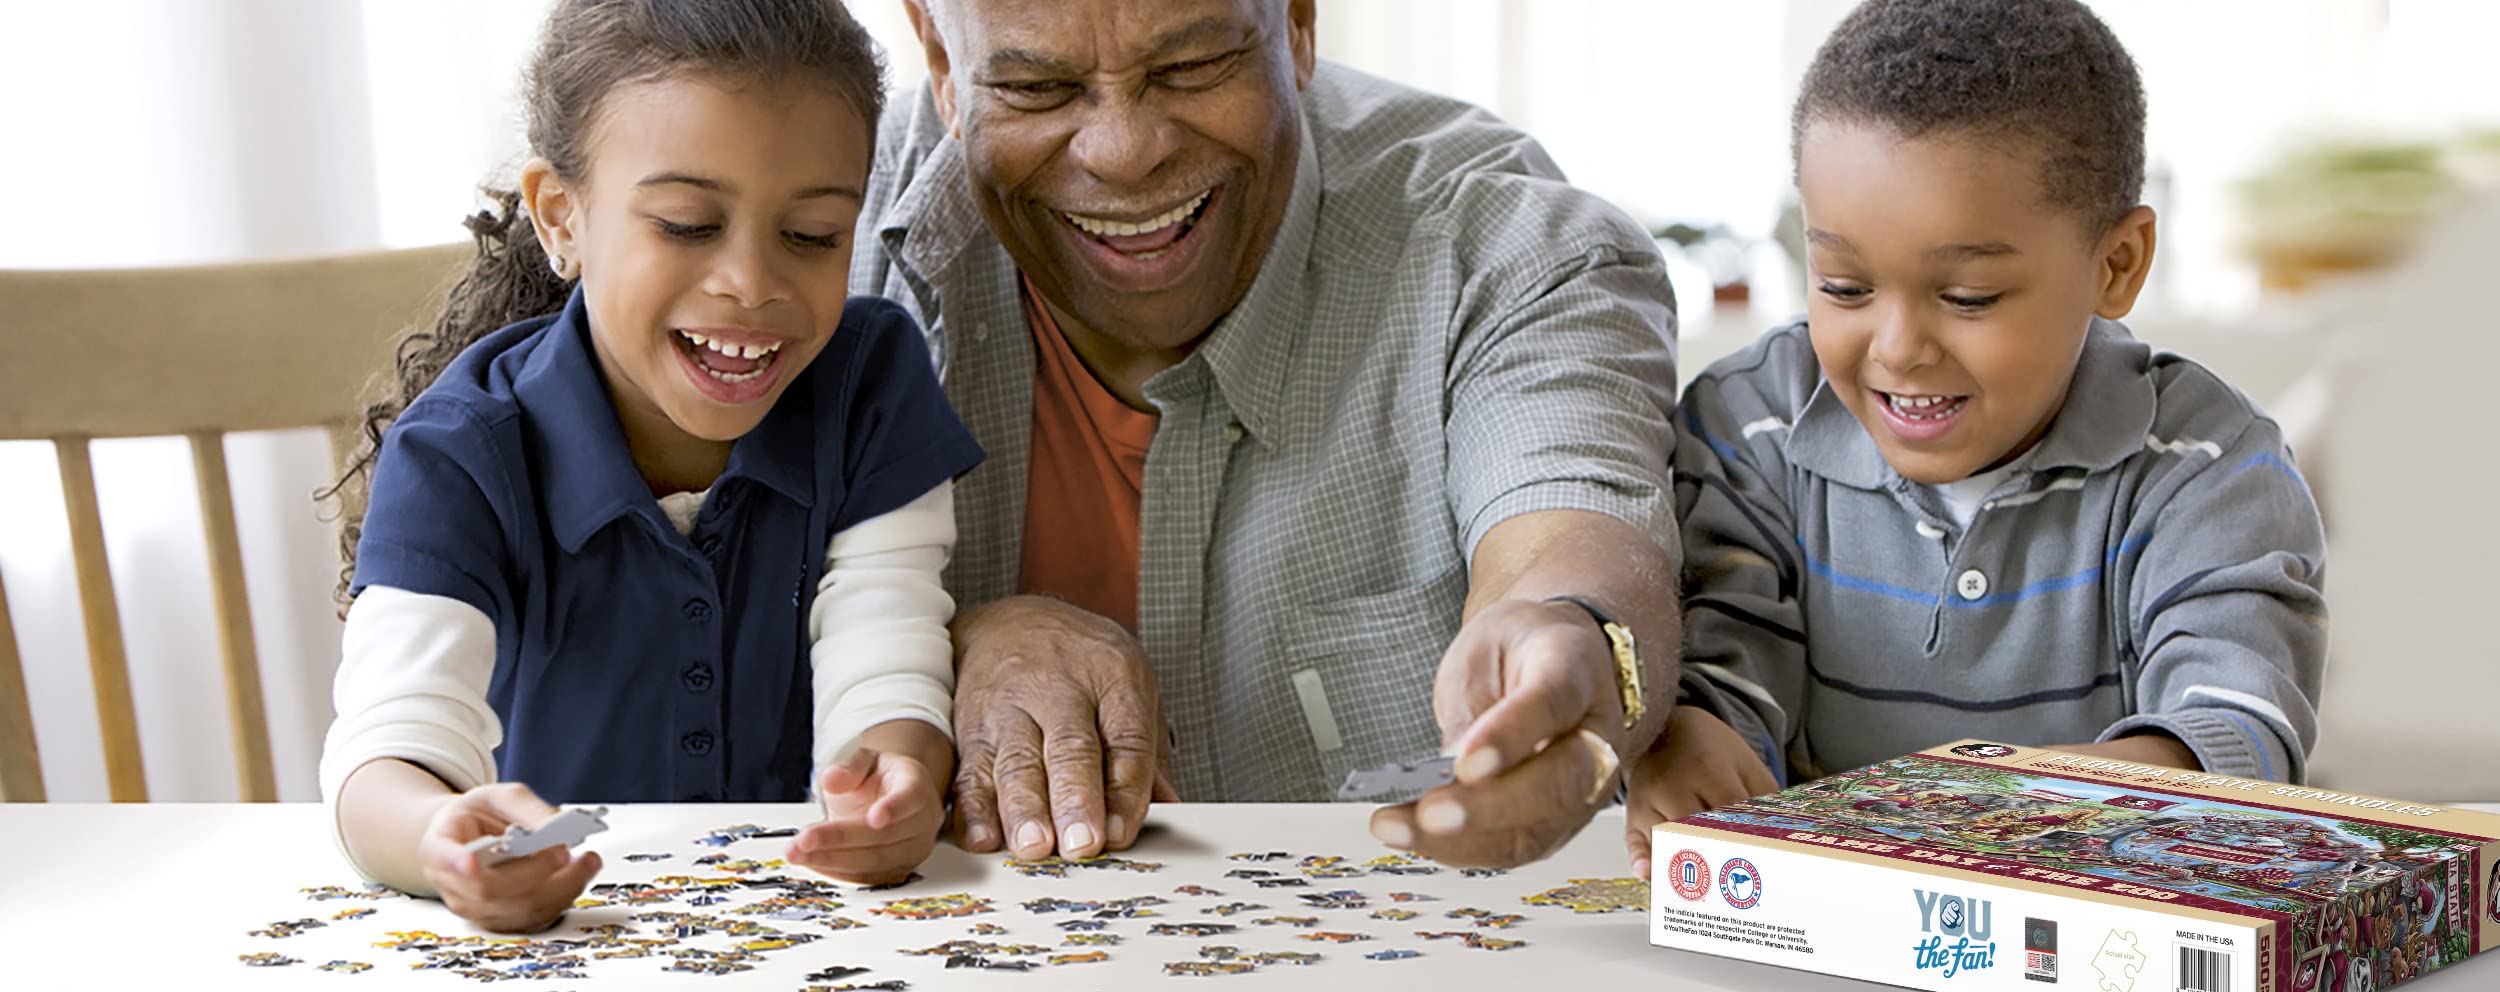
<box><xmin>936</xmin><ymin>0</ymin><xmax>1284</xmax><ymax>64</ymax></box>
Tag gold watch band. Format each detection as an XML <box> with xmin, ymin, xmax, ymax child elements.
<box><xmin>1545</xmin><ymin>595</ymin><xmax>1644</xmax><ymax>731</ymax></box>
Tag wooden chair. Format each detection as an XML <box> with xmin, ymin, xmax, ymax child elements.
<box><xmin>0</xmin><ymin>244</ymin><xmax>468</xmax><ymax>802</ymax></box>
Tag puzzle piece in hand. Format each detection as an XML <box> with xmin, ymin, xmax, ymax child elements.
<box><xmin>466</xmin><ymin>806</ymin><xmax>609</xmax><ymax>866</ymax></box>
<box><xmin>1337</xmin><ymin>754</ymin><xmax>1456</xmax><ymax>800</ymax></box>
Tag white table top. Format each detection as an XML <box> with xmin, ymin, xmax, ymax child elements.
<box><xmin>2</xmin><ymin>802</ymin><xmax>2494</xmax><ymax>989</ymax></box>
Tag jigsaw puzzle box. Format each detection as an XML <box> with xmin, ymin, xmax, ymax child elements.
<box><xmin>1649</xmin><ymin>741</ymin><xmax>2500</xmax><ymax>992</ymax></box>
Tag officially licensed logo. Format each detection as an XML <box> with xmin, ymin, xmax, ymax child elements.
<box><xmin>2023</xmin><ymin>917</ymin><xmax>2058</xmax><ymax>983</ymax></box>
<box><xmin>1667</xmin><ymin>850</ymin><xmax>1711</xmax><ymax>902</ymax></box>
<box><xmin>1718</xmin><ymin>857</ymin><xmax>1763</xmax><ymax>910</ymax></box>
<box><xmin>1950</xmin><ymin>743</ymin><xmax>2017</xmax><ymax>759</ymax></box>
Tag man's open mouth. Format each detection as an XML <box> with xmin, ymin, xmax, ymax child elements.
<box><xmin>1056</xmin><ymin>190</ymin><xmax>1215</xmax><ymax>260</ymax></box>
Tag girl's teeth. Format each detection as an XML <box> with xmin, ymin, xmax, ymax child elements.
<box><xmin>677</xmin><ymin>331</ymin><xmax>782</xmax><ymax>360</ymax></box>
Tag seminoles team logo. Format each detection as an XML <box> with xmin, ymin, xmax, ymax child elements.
<box><xmin>1719</xmin><ymin>857</ymin><xmax>1764</xmax><ymax>909</ymax></box>
<box><xmin>1951</xmin><ymin>743</ymin><xmax>2017</xmax><ymax>759</ymax></box>
<box><xmin>1667</xmin><ymin>850</ymin><xmax>1711</xmax><ymax>902</ymax></box>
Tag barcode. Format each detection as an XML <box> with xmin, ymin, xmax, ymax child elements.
<box><xmin>2178</xmin><ymin>945</ymin><xmax>2231</xmax><ymax>992</ymax></box>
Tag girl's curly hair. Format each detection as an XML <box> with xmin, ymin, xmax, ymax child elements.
<box><xmin>318</xmin><ymin>0</ymin><xmax>887</xmax><ymax>608</ymax></box>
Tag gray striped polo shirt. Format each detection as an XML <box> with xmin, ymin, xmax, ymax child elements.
<box><xmin>1676</xmin><ymin>319</ymin><xmax>2326</xmax><ymax>783</ymax></box>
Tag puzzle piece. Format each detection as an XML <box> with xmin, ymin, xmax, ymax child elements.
<box><xmin>2093</xmin><ymin>929</ymin><xmax>2144</xmax><ymax>992</ymax></box>
<box><xmin>466</xmin><ymin>805</ymin><xmax>609</xmax><ymax>866</ymax></box>
<box><xmin>1366</xmin><ymin>948</ymin><xmax>1422</xmax><ymax>960</ymax></box>
<box><xmin>1050</xmin><ymin>950</ymin><xmax>1111</xmax><ymax>965</ymax></box>
<box><xmin>247</xmin><ymin>918</ymin><xmax>327</xmax><ymax>939</ymax></box>
<box><xmin>1150</xmin><ymin>922</ymin><xmax>1239</xmax><ymax>937</ymax></box>
<box><xmin>316</xmin><ymin>960</ymin><xmax>371</xmax><ymax>973</ymax></box>
<box><xmin>1338</xmin><ymin>754</ymin><xmax>1456</xmax><ymax>800</ymax></box>
<box><xmin>1522</xmin><ymin>877</ymin><xmax>1649</xmax><ymax>914</ymax></box>
<box><xmin>1165</xmin><ymin>960</ymin><xmax>1256</xmax><ymax>976</ymax></box>
<box><xmin>871</xmin><ymin>894</ymin><xmax>994</xmax><ymax>920</ymax></box>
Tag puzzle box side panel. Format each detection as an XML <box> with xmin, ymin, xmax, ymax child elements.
<box><xmin>1650</xmin><ymin>824</ymin><xmax>2264</xmax><ymax>991</ymax></box>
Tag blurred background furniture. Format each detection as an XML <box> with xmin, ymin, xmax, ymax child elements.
<box><xmin>0</xmin><ymin>243</ymin><xmax>464</xmax><ymax>801</ymax></box>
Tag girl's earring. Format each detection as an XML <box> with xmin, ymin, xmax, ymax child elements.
<box><xmin>549</xmin><ymin>253</ymin><xmax>568</xmax><ymax>279</ymax></box>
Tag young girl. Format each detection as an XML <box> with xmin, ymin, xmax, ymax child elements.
<box><xmin>317</xmin><ymin>0</ymin><xmax>982</xmax><ymax>933</ymax></box>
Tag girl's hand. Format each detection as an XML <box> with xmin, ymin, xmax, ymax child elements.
<box><xmin>1623</xmin><ymin>706</ymin><xmax>1780</xmax><ymax>880</ymax></box>
<box><xmin>788</xmin><ymin>745</ymin><xmax>946</xmax><ymax>885</ymax></box>
<box><xmin>417</xmin><ymin>782</ymin><xmax>604</xmax><ymax>933</ymax></box>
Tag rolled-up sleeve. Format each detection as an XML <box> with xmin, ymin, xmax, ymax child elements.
<box><xmin>1445</xmin><ymin>248</ymin><xmax>1680</xmax><ymax>561</ymax></box>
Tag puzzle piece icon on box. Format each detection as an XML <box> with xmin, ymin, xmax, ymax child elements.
<box><xmin>465</xmin><ymin>806</ymin><xmax>609</xmax><ymax>866</ymax></box>
<box><xmin>2093</xmin><ymin>929</ymin><xmax>2143</xmax><ymax>992</ymax></box>
<box><xmin>1338</xmin><ymin>755</ymin><xmax>1456</xmax><ymax>800</ymax></box>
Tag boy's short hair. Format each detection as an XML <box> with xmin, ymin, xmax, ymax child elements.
<box><xmin>1794</xmin><ymin>0</ymin><xmax>2147</xmax><ymax>233</ymax></box>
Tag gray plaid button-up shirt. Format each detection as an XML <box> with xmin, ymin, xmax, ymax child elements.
<box><xmin>851</xmin><ymin>63</ymin><xmax>1679</xmax><ymax>801</ymax></box>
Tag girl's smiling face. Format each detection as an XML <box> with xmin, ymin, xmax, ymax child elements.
<box><xmin>1797</xmin><ymin>120</ymin><xmax>2155</xmax><ymax>485</ymax></box>
<box><xmin>524</xmin><ymin>73</ymin><xmax>869</xmax><ymax>485</ymax></box>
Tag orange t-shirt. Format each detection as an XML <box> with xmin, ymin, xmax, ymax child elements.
<box><xmin>1016</xmin><ymin>279</ymin><xmax>1156</xmax><ymax>632</ymax></box>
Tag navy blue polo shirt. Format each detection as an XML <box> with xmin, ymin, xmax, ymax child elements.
<box><xmin>350</xmin><ymin>288</ymin><xmax>983</xmax><ymax>803</ymax></box>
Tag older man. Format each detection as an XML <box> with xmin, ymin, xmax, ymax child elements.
<box><xmin>854</xmin><ymin>0</ymin><xmax>1682</xmax><ymax>869</ymax></box>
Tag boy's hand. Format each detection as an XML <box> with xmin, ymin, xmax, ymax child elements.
<box><xmin>2045</xmin><ymin>733</ymin><xmax>2200</xmax><ymax>771</ymax></box>
<box><xmin>789</xmin><ymin>745</ymin><xmax>945</xmax><ymax>885</ymax></box>
<box><xmin>1623</xmin><ymin>706</ymin><xmax>1779</xmax><ymax>880</ymax></box>
<box><xmin>418</xmin><ymin>783</ymin><xmax>603</xmax><ymax>933</ymax></box>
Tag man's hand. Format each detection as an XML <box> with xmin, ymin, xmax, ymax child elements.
<box><xmin>1367</xmin><ymin>598</ymin><xmax>1628</xmax><ymax>868</ymax></box>
<box><xmin>949</xmin><ymin>596</ymin><xmax>1177</xmax><ymax>861</ymax></box>
<box><xmin>417</xmin><ymin>783</ymin><xmax>604</xmax><ymax>934</ymax></box>
<box><xmin>1623</xmin><ymin>706</ymin><xmax>1779</xmax><ymax>880</ymax></box>
<box><xmin>788</xmin><ymin>720</ymin><xmax>952</xmax><ymax>885</ymax></box>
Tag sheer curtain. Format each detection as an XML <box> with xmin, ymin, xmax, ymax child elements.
<box><xmin>2</xmin><ymin>0</ymin><xmax>2485</xmax><ymax>802</ymax></box>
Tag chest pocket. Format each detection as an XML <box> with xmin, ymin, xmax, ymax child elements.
<box><xmin>1279</xmin><ymin>564</ymin><xmax>1466</xmax><ymax>799</ymax></box>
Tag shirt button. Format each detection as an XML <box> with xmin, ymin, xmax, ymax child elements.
<box><xmin>1956</xmin><ymin>569</ymin><xmax>1990</xmax><ymax>601</ymax></box>
<box><xmin>683</xmin><ymin>598</ymin><xmax>712</xmax><ymax>622</ymax></box>
<box><xmin>1223</xmin><ymin>422</ymin><xmax>1245</xmax><ymax>444</ymax></box>
<box><xmin>681</xmin><ymin>730</ymin><xmax>715</xmax><ymax>756</ymax></box>
<box><xmin>681</xmin><ymin>663</ymin><xmax>715</xmax><ymax>693</ymax></box>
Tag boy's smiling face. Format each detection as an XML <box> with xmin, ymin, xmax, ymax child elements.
<box><xmin>524</xmin><ymin>73</ymin><xmax>869</xmax><ymax>481</ymax></box>
<box><xmin>1797</xmin><ymin>120</ymin><xmax>2155</xmax><ymax>486</ymax></box>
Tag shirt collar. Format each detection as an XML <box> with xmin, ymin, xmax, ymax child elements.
<box><xmin>1787</xmin><ymin>316</ymin><xmax>2155</xmax><ymax>490</ymax></box>
<box><xmin>516</xmin><ymin>287</ymin><xmax>816</xmax><ymax>553</ymax></box>
<box><xmin>1169</xmin><ymin>123</ymin><xmax>1321</xmax><ymax>442</ymax></box>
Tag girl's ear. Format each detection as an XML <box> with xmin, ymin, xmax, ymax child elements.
<box><xmin>520</xmin><ymin>157</ymin><xmax>582</xmax><ymax>279</ymax></box>
<box><xmin>2093</xmin><ymin>204</ymin><xmax>2158</xmax><ymax>321</ymax></box>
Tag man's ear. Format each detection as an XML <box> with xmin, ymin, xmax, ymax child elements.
<box><xmin>2094</xmin><ymin>204</ymin><xmax>2157</xmax><ymax>320</ymax></box>
<box><xmin>519</xmin><ymin>157</ymin><xmax>581</xmax><ymax>278</ymax></box>
<box><xmin>903</xmin><ymin>0</ymin><xmax>961</xmax><ymax>138</ymax></box>
<box><xmin>1286</xmin><ymin>0</ymin><xmax>1317</xmax><ymax>90</ymax></box>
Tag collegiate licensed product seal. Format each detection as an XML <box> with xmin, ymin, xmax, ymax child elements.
<box><xmin>1719</xmin><ymin>857</ymin><xmax>1763</xmax><ymax>910</ymax></box>
<box><xmin>1666</xmin><ymin>850</ymin><xmax>1711</xmax><ymax>902</ymax></box>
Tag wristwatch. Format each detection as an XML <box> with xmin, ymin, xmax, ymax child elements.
<box><xmin>1545</xmin><ymin>595</ymin><xmax>1645</xmax><ymax>731</ymax></box>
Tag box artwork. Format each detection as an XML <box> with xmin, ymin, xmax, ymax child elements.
<box><xmin>1650</xmin><ymin>740</ymin><xmax>2500</xmax><ymax>992</ymax></box>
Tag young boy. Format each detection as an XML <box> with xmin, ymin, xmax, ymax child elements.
<box><xmin>1625</xmin><ymin>0</ymin><xmax>2327</xmax><ymax>879</ymax></box>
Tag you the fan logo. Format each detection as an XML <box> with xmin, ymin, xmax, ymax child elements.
<box><xmin>1911</xmin><ymin>888</ymin><xmax>1997</xmax><ymax>978</ymax></box>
